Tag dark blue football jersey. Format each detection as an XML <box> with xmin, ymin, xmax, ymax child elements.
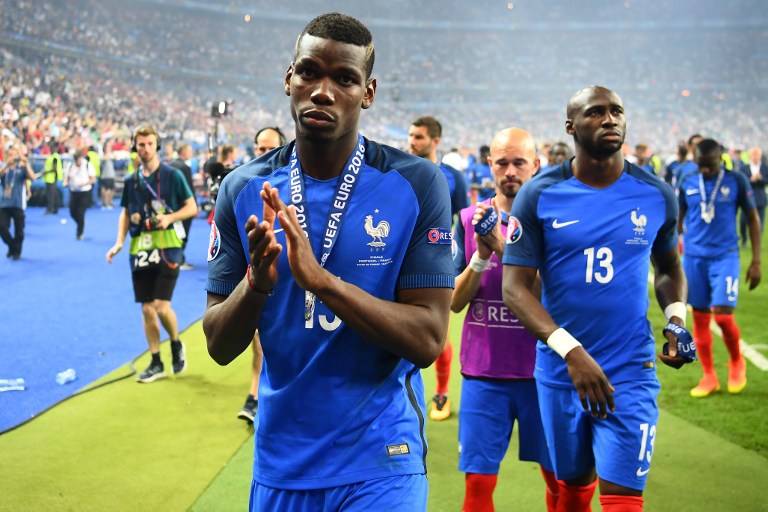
<box><xmin>502</xmin><ymin>160</ymin><xmax>678</xmax><ymax>387</ymax></box>
<box><xmin>206</xmin><ymin>137</ymin><xmax>454</xmax><ymax>489</ymax></box>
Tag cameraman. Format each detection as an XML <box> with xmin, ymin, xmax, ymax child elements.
<box><xmin>106</xmin><ymin>125</ymin><xmax>198</xmax><ymax>383</ymax></box>
<box><xmin>0</xmin><ymin>146</ymin><xmax>37</xmax><ymax>260</ymax></box>
<box><xmin>203</xmin><ymin>144</ymin><xmax>238</xmax><ymax>223</ymax></box>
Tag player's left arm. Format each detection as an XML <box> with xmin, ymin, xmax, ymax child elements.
<box><xmin>745</xmin><ymin>207</ymin><xmax>761</xmax><ymax>290</ymax></box>
<box><xmin>651</xmin><ymin>247</ymin><xmax>692</xmax><ymax>369</ymax></box>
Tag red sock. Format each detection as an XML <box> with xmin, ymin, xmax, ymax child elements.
<box><xmin>463</xmin><ymin>473</ymin><xmax>497</xmax><ymax>512</ymax></box>
<box><xmin>693</xmin><ymin>310</ymin><xmax>714</xmax><ymax>374</ymax></box>
<box><xmin>599</xmin><ymin>494</ymin><xmax>644</xmax><ymax>512</ymax></box>
<box><xmin>556</xmin><ymin>480</ymin><xmax>597</xmax><ymax>512</ymax></box>
<box><xmin>714</xmin><ymin>313</ymin><xmax>742</xmax><ymax>362</ymax></box>
<box><xmin>435</xmin><ymin>340</ymin><xmax>453</xmax><ymax>396</ymax></box>
<box><xmin>540</xmin><ymin>467</ymin><xmax>561</xmax><ymax>512</ymax></box>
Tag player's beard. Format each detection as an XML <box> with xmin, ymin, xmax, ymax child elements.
<box><xmin>575</xmin><ymin>132</ymin><xmax>624</xmax><ymax>160</ymax></box>
<box><xmin>498</xmin><ymin>178</ymin><xmax>522</xmax><ymax>198</ymax></box>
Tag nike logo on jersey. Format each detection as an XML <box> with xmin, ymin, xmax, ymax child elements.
<box><xmin>274</xmin><ymin>228</ymin><xmax>284</xmax><ymax>234</ymax></box>
<box><xmin>636</xmin><ymin>467</ymin><xmax>650</xmax><ymax>477</ymax></box>
<box><xmin>552</xmin><ymin>219</ymin><xmax>579</xmax><ymax>229</ymax></box>
<box><xmin>686</xmin><ymin>189</ymin><xmax>698</xmax><ymax>195</ymax></box>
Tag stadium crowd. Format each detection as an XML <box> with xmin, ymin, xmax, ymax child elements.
<box><xmin>1</xmin><ymin>0</ymin><xmax>766</xmax><ymax>162</ymax></box>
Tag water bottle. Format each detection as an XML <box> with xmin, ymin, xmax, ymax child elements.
<box><xmin>55</xmin><ymin>369</ymin><xmax>77</xmax><ymax>385</ymax></box>
<box><xmin>0</xmin><ymin>378</ymin><xmax>25</xmax><ymax>392</ymax></box>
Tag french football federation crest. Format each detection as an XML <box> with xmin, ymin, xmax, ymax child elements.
<box><xmin>364</xmin><ymin>214</ymin><xmax>390</xmax><ymax>248</ymax></box>
<box><xmin>631</xmin><ymin>208</ymin><xmax>647</xmax><ymax>235</ymax></box>
<box><xmin>720</xmin><ymin>186</ymin><xmax>730</xmax><ymax>197</ymax></box>
<box><xmin>506</xmin><ymin>216</ymin><xmax>523</xmax><ymax>244</ymax></box>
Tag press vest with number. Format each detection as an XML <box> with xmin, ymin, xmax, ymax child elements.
<box><xmin>125</xmin><ymin>166</ymin><xmax>184</xmax><ymax>268</ymax></box>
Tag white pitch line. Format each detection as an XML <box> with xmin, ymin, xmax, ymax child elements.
<box><xmin>709</xmin><ymin>322</ymin><xmax>768</xmax><ymax>371</ymax></box>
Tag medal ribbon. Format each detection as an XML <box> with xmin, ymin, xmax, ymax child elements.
<box><xmin>698</xmin><ymin>168</ymin><xmax>724</xmax><ymax>222</ymax></box>
<box><xmin>288</xmin><ymin>134</ymin><xmax>366</xmax><ymax>320</ymax></box>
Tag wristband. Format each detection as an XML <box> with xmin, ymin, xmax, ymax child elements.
<box><xmin>473</xmin><ymin>208</ymin><xmax>499</xmax><ymax>237</ymax></box>
<box><xmin>468</xmin><ymin>251</ymin><xmax>490</xmax><ymax>273</ymax></box>
<box><xmin>662</xmin><ymin>322</ymin><xmax>696</xmax><ymax>363</ymax></box>
<box><xmin>664</xmin><ymin>301</ymin><xmax>687</xmax><ymax>326</ymax></box>
<box><xmin>246</xmin><ymin>266</ymin><xmax>274</xmax><ymax>296</ymax></box>
<box><xmin>546</xmin><ymin>328</ymin><xmax>582</xmax><ymax>359</ymax></box>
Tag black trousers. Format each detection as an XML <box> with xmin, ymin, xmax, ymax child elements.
<box><xmin>69</xmin><ymin>191</ymin><xmax>90</xmax><ymax>237</ymax></box>
<box><xmin>45</xmin><ymin>182</ymin><xmax>59</xmax><ymax>213</ymax></box>
<box><xmin>0</xmin><ymin>207</ymin><xmax>25</xmax><ymax>256</ymax></box>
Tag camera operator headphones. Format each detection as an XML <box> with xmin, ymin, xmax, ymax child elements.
<box><xmin>131</xmin><ymin>125</ymin><xmax>162</xmax><ymax>153</ymax></box>
<box><xmin>254</xmin><ymin>126</ymin><xmax>286</xmax><ymax>146</ymax></box>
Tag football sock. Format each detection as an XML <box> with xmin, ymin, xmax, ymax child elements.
<box><xmin>435</xmin><ymin>340</ymin><xmax>453</xmax><ymax>396</ymax></box>
<box><xmin>556</xmin><ymin>480</ymin><xmax>597</xmax><ymax>512</ymax></box>
<box><xmin>599</xmin><ymin>494</ymin><xmax>644</xmax><ymax>512</ymax></box>
<box><xmin>463</xmin><ymin>473</ymin><xmax>497</xmax><ymax>512</ymax></box>
<box><xmin>714</xmin><ymin>313</ymin><xmax>741</xmax><ymax>361</ymax></box>
<box><xmin>692</xmin><ymin>310</ymin><xmax>714</xmax><ymax>374</ymax></box>
<box><xmin>540</xmin><ymin>467</ymin><xmax>561</xmax><ymax>512</ymax></box>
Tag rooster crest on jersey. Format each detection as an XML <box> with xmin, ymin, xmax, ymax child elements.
<box><xmin>631</xmin><ymin>209</ymin><xmax>647</xmax><ymax>235</ymax></box>
<box><xmin>365</xmin><ymin>214</ymin><xmax>390</xmax><ymax>248</ymax></box>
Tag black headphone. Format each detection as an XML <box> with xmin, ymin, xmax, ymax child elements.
<box><xmin>254</xmin><ymin>127</ymin><xmax>286</xmax><ymax>147</ymax></box>
<box><xmin>131</xmin><ymin>126</ymin><xmax>162</xmax><ymax>153</ymax></box>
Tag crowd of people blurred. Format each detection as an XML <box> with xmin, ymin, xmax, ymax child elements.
<box><xmin>0</xmin><ymin>0</ymin><xmax>766</xmax><ymax>201</ymax></box>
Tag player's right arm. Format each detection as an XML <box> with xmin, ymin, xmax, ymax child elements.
<box><xmin>502</xmin><ymin>264</ymin><xmax>615</xmax><ymax>418</ymax></box>
<box><xmin>106</xmin><ymin>208</ymin><xmax>130</xmax><ymax>263</ymax></box>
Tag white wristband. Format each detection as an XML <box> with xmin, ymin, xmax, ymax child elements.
<box><xmin>468</xmin><ymin>251</ymin><xmax>490</xmax><ymax>273</ymax></box>
<box><xmin>546</xmin><ymin>328</ymin><xmax>582</xmax><ymax>359</ymax></box>
<box><xmin>664</xmin><ymin>301</ymin><xmax>687</xmax><ymax>326</ymax></box>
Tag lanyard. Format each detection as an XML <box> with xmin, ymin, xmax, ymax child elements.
<box><xmin>288</xmin><ymin>134</ymin><xmax>366</xmax><ymax>320</ymax></box>
<box><xmin>138</xmin><ymin>166</ymin><xmax>170</xmax><ymax>214</ymax></box>
<box><xmin>3</xmin><ymin>165</ymin><xmax>19</xmax><ymax>189</ymax></box>
<box><xmin>698</xmin><ymin>169</ymin><xmax>724</xmax><ymax>224</ymax></box>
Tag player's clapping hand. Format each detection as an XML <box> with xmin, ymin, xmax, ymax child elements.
<box><xmin>565</xmin><ymin>347</ymin><xmax>615</xmax><ymax>419</ymax></box>
<box><xmin>472</xmin><ymin>198</ymin><xmax>504</xmax><ymax>259</ymax></box>
<box><xmin>260</xmin><ymin>182</ymin><xmax>321</xmax><ymax>292</ymax></box>
<box><xmin>244</xmin><ymin>184</ymin><xmax>283</xmax><ymax>293</ymax></box>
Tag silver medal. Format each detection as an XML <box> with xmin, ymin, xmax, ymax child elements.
<box><xmin>304</xmin><ymin>290</ymin><xmax>316</xmax><ymax>321</ymax></box>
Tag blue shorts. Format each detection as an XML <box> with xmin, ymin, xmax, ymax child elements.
<box><xmin>458</xmin><ymin>378</ymin><xmax>552</xmax><ymax>474</ymax></box>
<box><xmin>536</xmin><ymin>379</ymin><xmax>660</xmax><ymax>491</ymax></box>
<box><xmin>248</xmin><ymin>474</ymin><xmax>428</xmax><ymax>511</ymax></box>
<box><xmin>684</xmin><ymin>253</ymin><xmax>740</xmax><ymax>309</ymax></box>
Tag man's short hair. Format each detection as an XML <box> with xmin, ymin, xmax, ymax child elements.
<box><xmin>254</xmin><ymin>127</ymin><xmax>286</xmax><ymax>146</ymax></box>
<box><xmin>411</xmin><ymin>116</ymin><xmax>442</xmax><ymax>139</ymax></box>
<box><xmin>696</xmin><ymin>138</ymin><xmax>721</xmax><ymax>156</ymax></box>
<box><xmin>296</xmin><ymin>13</ymin><xmax>375</xmax><ymax>79</ymax></box>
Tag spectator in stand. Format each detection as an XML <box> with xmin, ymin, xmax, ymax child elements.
<box><xmin>0</xmin><ymin>146</ymin><xmax>37</xmax><ymax>260</ymax></box>
<box><xmin>634</xmin><ymin>143</ymin><xmax>662</xmax><ymax>176</ymax></box>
